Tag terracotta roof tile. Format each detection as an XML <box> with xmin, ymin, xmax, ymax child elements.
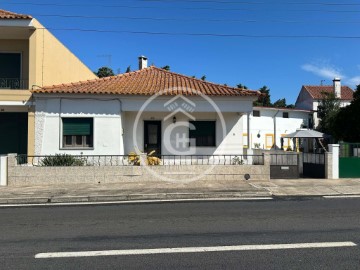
<box><xmin>0</xmin><ymin>9</ymin><xmax>32</xmax><ymax>19</ymax></box>
<box><xmin>303</xmin><ymin>85</ymin><xmax>354</xmax><ymax>100</ymax></box>
<box><xmin>34</xmin><ymin>66</ymin><xmax>260</xmax><ymax>97</ymax></box>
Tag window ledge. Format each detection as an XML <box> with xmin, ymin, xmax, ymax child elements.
<box><xmin>60</xmin><ymin>147</ymin><xmax>94</xmax><ymax>151</ymax></box>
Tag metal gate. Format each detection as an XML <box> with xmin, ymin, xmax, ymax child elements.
<box><xmin>302</xmin><ymin>153</ymin><xmax>325</xmax><ymax>178</ymax></box>
<box><xmin>339</xmin><ymin>143</ymin><xmax>360</xmax><ymax>178</ymax></box>
<box><xmin>270</xmin><ymin>153</ymin><xmax>299</xmax><ymax>179</ymax></box>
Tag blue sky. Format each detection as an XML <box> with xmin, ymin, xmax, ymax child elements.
<box><xmin>2</xmin><ymin>0</ymin><xmax>360</xmax><ymax>103</ymax></box>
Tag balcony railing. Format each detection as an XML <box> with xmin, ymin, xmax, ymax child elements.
<box><xmin>0</xmin><ymin>78</ymin><xmax>29</xmax><ymax>90</ymax></box>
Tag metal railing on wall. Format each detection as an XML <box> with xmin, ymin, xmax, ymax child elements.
<box><xmin>16</xmin><ymin>154</ymin><xmax>265</xmax><ymax>167</ymax></box>
<box><xmin>0</xmin><ymin>78</ymin><xmax>28</xmax><ymax>90</ymax></box>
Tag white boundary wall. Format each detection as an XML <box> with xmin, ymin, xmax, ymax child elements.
<box><xmin>329</xmin><ymin>144</ymin><xmax>339</xmax><ymax>179</ymax></box>
<box><xmin>0</xmin><ymin>156</ymin><xmax>8</xmax><ymax>186</ymax></box>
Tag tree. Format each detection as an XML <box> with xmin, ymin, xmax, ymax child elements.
<box><xmin>254</xmin><ymin>85</ymin><xmax>271</xmax><ymax>107</ymax></box>
<box><xmin>273</xmin><ymin>98</ymin><xmax>287</xmax><ymax>108</ymax></box>
<box><xmin>317</xmin><ymin>91</ymin><xmax>340</xmax><ymax>134</ymax></box>
<box><xmin>94</xmin><ymin>66</ymin><xmax>114</xmax><ymax>78</ymax></box>
<box><xmin>161</xmin><ymin>65</ymin><xmax>170</xmax><ymax>71</ymax></box>
<box><xmin>125</xmin><ymin>66</ymin><xmax>131</xmax><ymax>73</ymax></box>
<box><xmin>332</xmin><ymin>85</ymin><xmax>360</xmax><ymax>142</ymax></box>
<box><xmin>237</xmin><ymin>83</ymin><xmax>248</xmax><ymax>89</ymax></box>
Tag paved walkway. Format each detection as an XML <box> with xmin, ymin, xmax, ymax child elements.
<box><xmin>1</xmin><ymin>178</ymin><xmax>360</xmax><ymax>204</ymax></box>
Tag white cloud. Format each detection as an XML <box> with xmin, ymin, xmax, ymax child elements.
<box><xmin>302</xmin><ymin>62</ymin><xmax>360</xmax><ymax>88</ymax></box>
<box><xmin>301</xmin><ymin>63</ymin><xmax>345</xmax><ymax>80</ymax></box>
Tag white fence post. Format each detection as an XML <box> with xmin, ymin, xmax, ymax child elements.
<box><xmin>0</xmin><ymin>156</ymin><xmax>8</xmax><ymax>186</ymax></box>
<box><xmin>328</xmin><ymin>144</ymin><xmax>339</xmax><ymax>179</ymax></box>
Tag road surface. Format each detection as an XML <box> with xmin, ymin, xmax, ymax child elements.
<box><xmin>1</xmin><ymin>198</ymin><xmax>360</xmax><ymax>269</ymax></box>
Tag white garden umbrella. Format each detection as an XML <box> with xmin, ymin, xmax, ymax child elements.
<box><xmin>282</xmin><ymin>129</ymin><xmax>325</xmax><ymax>138</ymax></box>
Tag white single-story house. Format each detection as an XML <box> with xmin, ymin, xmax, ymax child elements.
<box><xmin>32</xmin><ymin>57</ymin><xmax>261</xmax><ymax>157</ymax></box>
<box><xmin>242</xmin><ymin>106</ymin><xmax>312</xmax><ymax>150</ymax></box>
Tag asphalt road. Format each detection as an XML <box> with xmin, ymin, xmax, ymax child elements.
<box><xmin>1</xmin><ymin>198</ymin><xmax>360</xmax><ymax>269</ymax></box>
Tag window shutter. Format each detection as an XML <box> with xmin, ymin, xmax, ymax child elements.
<box><xmin>63</xmin><ymin>118</ymin><xmax>92</xmax><ymax>135</ymax></box>
<box><xmin>189</xmin><ymin>121</ymin><xmax>215</xmax><ymax>137</ymax></box>
<box><xmin>189</xmin><ymin>121</ymin><xmax>216</xmax><ymax>146</ymax></box>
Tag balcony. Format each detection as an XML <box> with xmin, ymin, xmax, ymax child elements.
<box><xmin>0</xmin><ymin>78</ymin><xmax>28</xmax><ymax>90</ymax></box>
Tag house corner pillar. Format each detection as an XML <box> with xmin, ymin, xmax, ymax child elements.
<box><xmin>28</xmin><ymin>106</ymin><xmax>36</xmax><ymax>157</ymax></box>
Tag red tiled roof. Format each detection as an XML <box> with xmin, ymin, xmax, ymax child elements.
<box><xmin>303</xmin><ymin>85</ymin><xmax>354</xmax><ymax>100</ymax></box>
<box><xmin>33</xmin><ymin>66</ymin><xmax>260</xmax><ymax>97</ymax></box>
<box><xmin>0</xmin><ymin>9</ymin><xmax>32</xmax><ymax>19</ymax></box>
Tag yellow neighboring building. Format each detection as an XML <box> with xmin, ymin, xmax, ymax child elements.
<box><xmin>0</xmin><ymin>9</ymin><xmax>97</xmax><ymax>156</ymax></box>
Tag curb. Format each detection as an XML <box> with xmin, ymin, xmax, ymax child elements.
<box><xmin>0</xmin><ymin>191</ymin><xmax>272</xmax><ymax>205</ymax></box>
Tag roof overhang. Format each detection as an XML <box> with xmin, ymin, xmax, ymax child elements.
<box><xmin>0</xmin><ymin>19</ymin><xmax>35</xmax><ymax>39</ymax></box>
<box><xmin>253</xmin><ymin>106</ymin><xmax>311</xmax><ymax>113</ymax></box>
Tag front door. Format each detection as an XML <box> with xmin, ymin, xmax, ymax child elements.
<box><xmin>144</xmin><ymin>121</ymin><xmax>161</xmax><ymax>156</ymax></box>
<box><xmin>0</xmin><ymin>113</ymin><xmax>28</xmax><ymax>155</ymax></box>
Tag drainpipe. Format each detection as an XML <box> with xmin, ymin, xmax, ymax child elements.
<box><xmin>247</xmin><ymin>112</ymin><xmax>251</xmax><ymax>150</ymax></box>
<box><xmin>273</xmin><ymin>110</ymin><xmax>280</xmax><ymax>150</ymax></box>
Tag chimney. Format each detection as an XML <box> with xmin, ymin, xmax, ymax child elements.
<box><xmin>138</xmin><ymin>55</ymin><xmax>148</xmax><ymax>70</ymax></box>
<box><xmin>333</xmin><ymin>78</ymin><xmax>341</xmax><ymax>98</ymax></box>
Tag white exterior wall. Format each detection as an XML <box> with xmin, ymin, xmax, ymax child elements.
<box><xmin>295</xmin><ymin>88</ymin><xmax>314</xmax><ymax>111</ymax></box>
<box><xmin>35</xmin><ymin>98</ymin><xmax>123</xmax><ymax>155</ymax></box>
<box><xmin>35</xmin><ymin>95</ymin><xmax>252</xmax><ymax>156</ymax></box>
<box><xmin>123</xmin><ymin>111</ymin><xmax>244</xmax><ymax>155</ymax></box>
<box><xmin>243</xmin><ymin>108</ymin><xmax>310</xmax><ymax>150</ymax></box>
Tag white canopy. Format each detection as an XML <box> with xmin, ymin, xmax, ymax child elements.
<box><xmin>282</xmin><ymin>129</ymin><xmax>325</xmax><ymax>138</ymax></box>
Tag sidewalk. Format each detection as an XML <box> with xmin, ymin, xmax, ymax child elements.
<box><xmin>1</xmin><ymin>178</ymin><xmax>360</xmax><ymax>204</ymax></box>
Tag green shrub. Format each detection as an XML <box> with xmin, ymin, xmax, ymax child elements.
<box><xmin>232</xmin><ymin>156</ymin><xmax>244</xmax><ymax>165</ymax></box>
<box><xmin>40</xmin><ymin>154</ymin><xmax>85</xmax><ymax>166</ymax></box>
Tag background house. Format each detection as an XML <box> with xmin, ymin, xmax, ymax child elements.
<box><xmin>295</xmin><ymin>78</ymin><xmax>354</xmax><ymax>128</ymax></box>
<box><xmin>0</xmin><ymin>9</ymin><xmax>97</xmax><ymax>156</ymax></box>
<box><xmin>32</xmin><ymin>57</ymin><xmax>260</xmax><ymax>157</ymax></box>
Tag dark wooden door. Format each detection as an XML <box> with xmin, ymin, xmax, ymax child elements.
<box><xmin>144</xmin><ymin>121</ymin><xmax>161</xmax><ymax>156</ymax></box>
<box><xmin>0</xmin><ymin>113</ymin><xmax>28</xmax><ymax>155</ymax></box>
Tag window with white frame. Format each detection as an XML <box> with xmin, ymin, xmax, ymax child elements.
<box><xmin>62</xmin><ymin>118</ymin><xmax>93</xmax><ymax>148</ymax></box>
